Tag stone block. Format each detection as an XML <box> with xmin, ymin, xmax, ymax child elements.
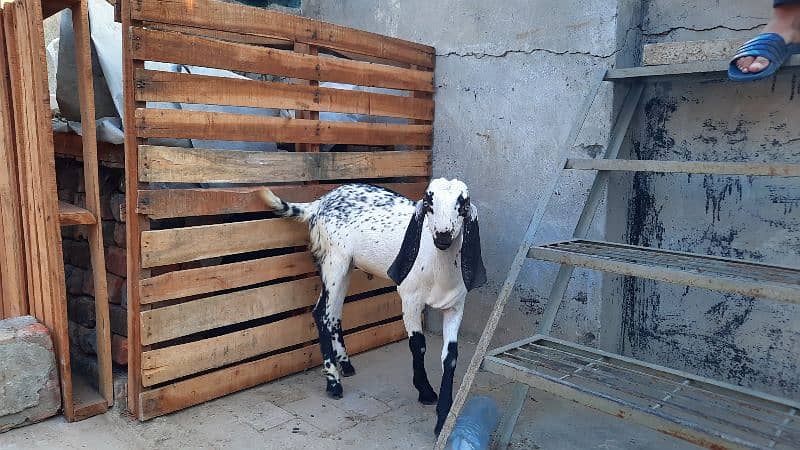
<box><xmin>0</xmin><ymin>316</ymin><xmax>61</xmax><ymax>433</ymax></box>
<box><xmin>109</xmin><ymin>304</ymin><xmax>126</xmax><ymax>337</ymax></box>
<box><xmin>68</xmin><ymin>296</ymin><xmax>95</xmax><ymax>328</ymax></box>
<box><xmin>107</xmin><ymin>274</ymin><xmax>126</xmax><ymax>305</ymax></box>
<box><xmin>110</xmin><ymin>194</ymin><xmax>125</xmax><ymax>223</ymax></box>
<box><xmin>105</xmin><ymin>246</ymin><xmax>126</xmax><ymax>278</ymax></box>
<box><xmin>111</xmin><ymin>334</ymin><xmax>127</xmax><ymax>366</ymax></box>
<box><xmin>113</xmin><ymin>223</ymin><xmax>126</xmax><ymax>248</ymax></box>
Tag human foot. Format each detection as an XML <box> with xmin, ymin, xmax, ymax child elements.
<box><xmin>735</xmin><ymin>5</ymin><xmax>800</xmax><ymax>74</ymax></box>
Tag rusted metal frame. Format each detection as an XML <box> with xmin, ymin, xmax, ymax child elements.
<box><xmin>565</xmin><ymin>159</ymin><xmax>800</xmax><ymax>177</ymax></box>
<box><xmin>482</xmin><ymin>356</ymin><xmax>761</xmax><ymax>450</ymax></box>
<box><xmin>606</xmin><ymin>55</ymin><xmax>800</xmax><ymax>81</ymax></box>
<box><xmin>433</xmin><ymin>69</ymin><xmax>608</xmax><ymax>450</ymax></box>
<box><xmin>529</xmin><ymin>244</ymin><xmax>800</xmax><ymax>304</ymax></box>
<box><xmin>537</xmin><ymin>82</ymin><xmax>645</xmax><ymax>336</ymax></box>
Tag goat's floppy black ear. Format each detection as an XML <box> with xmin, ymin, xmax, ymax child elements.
<box><xmin>388</xmin><ymin>201</ymin><xmax>425</xmax><ymax>285</ymax></box>
<box><xmin>461</xmin><ymin>204</ymin><xmax>487</xmax><ymax>291</ymax></box>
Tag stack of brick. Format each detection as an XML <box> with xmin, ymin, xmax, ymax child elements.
<box><xmin>57</xmin><ymin>158</ymin><xmax>127</xmax><ymax>379</ymax></box>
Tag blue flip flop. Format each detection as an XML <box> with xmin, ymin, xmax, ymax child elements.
<box><xmin>728</xmin><ymin>32</ymin><xmax>800</xmax><ymax>82</ymax></box>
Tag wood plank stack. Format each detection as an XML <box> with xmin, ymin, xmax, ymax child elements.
<box><xmin>0</xmin><ymin>0</ymin><xmax>113</xmax><ymax>422</ymax></box>
<box><xmin>122</xmin><ymin>0</ymin><xmax>435</xmax><ymax>420</ymax></box>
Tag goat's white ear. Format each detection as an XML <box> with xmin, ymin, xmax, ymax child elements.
<box><xmin>387</xmin><ymin>201</ymin><xmax>425</xmax><ymax>285</ymax></box>
<box><xmin>461</xmin><ymin>204</ymin><xmax>487</xmax><ymax>291</ymax></box>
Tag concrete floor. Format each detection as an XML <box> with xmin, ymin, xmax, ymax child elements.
<box><xmin>1</xmin><ymin>336</ymin><xmax>701</xmax><ymax>450</ymax></box>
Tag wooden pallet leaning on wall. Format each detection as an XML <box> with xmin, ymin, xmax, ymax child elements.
<box><xmin>1</xmin><ymin>0</ymin><xmax>115</xmax><ymax>421</ymax></box>
<box><xmin>1</xmin><ymin>0</ymin><xmax>72</xmax><ymax>414</ymax></box>
<box><xmin>121</xmin><ymin>0</ymin><xmax>435</xmax><ymax>420</ymax></box>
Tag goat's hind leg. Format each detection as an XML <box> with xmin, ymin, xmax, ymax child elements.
<box><xmin>402</xmin><ymin>297</ymin><xmax>438</xmax><ymax>405</ymax></box>
<box><xmin>313</xmin><ymin>256</ymin><xmax>351</xmax><ymax>398</ymax></box>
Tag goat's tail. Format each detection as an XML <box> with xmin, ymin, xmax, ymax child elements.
<box><xmin>257</xmin><ymin>188</ymin><xmax>315</xmax><ymax>222</ymax></box>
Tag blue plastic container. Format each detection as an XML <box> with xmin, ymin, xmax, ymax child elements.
<box><xmin>446</xmin><ymin>396</ymin><xmax>500</xmax><ymax>450</ymax></box>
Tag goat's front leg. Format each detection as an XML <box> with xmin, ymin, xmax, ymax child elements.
<box><xmin>435</xmin><ymin>303</ymin><xmax>464</xmax><ymax>435</ymax></box>
<box><xmin>402</xmin><ymin>298</ymin><xmax>438</xmax><ymax>405</ymax></box>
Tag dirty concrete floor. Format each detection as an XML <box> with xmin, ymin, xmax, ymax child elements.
<box><xmin>1</xmin><ymin>336</ymin><xmax>700</xmax><ymax>450</ymax></box>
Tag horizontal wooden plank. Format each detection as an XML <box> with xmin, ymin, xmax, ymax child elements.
<box><xmin>131</xmin><ymin>28</ymin><xmax>434</xmax><ymax>92</ymax></box>
<box><xmin>141</xmin><ymin>292</ymin><xmax>402</xmax><ymax>386</ymax></box>
<box><xmin>131</xmin><ymin>0</ymin><xmax>435</xmax><ymax>68</ymax></box>
<box><xmin>140</xmin><ymin>251</ymin><xmax>316</xmax><ymax>303</ymax></box>
<box><xmin>58</xmin><ymin>201</ymin><xmax>96</xmax><ymax>226</ymax></box>
<box><xmin>140</xmin><ymin>218</ymin><xmax>307</xmax><ymax>268</ymax></box>
<box><xmin>138</xmin><ymin>319</ymin><xmax>407</xmax><ymax>420</ymax></box>
<box><xmin>137</xmin><ymin>182</ymin><xmax>428</xmax><ymax>219</ymax></box>
<box><xmin>141</xmin><ymin>270</ymin><xmax>393</xmax><ymax>344</ymax></box>
<box><xmin>135</xmin><ymin>70</ymin><xmax>434</xmax><ymax>121</ymax></box>
<box><xmin>139</xmin><ymin>145</ymin><xmax>431</xmax><ymax>184</ymax></box>
<box><xmin>53</xmin><ymin>132</ymin><xmax>125</xmax><ymax>168</ymax></box>
<box><xmin>135</xmin><ymin>109</ymin><xmax>432</xmax><ymax>146</ymax></box>
<box><xmin>141</xmin><ymin>22</ymin><xmax>416</xmax><ymax>69</ymax></box>
<box><xmin>565</xmin><ymin>159</ymin><xmax>800</xmax><ymax>177</ymax></box>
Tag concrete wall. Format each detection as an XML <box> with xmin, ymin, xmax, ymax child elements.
<box><xmin>303</xmin><ymin>0</ymin><xmax>799</xmax><ymax>400</ymax></box>
<box><xmin>603</xmin><ymin>0</ymin><xmax>800</xmax><ymax>399</ymax></box>
<box><xmin>302</xmin><ymin>0</ymin><xmax>640</xmax><ymax>347</ymax></box>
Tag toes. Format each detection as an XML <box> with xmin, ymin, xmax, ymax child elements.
<box><xmin>737</xmin><ymin>56</ymin><xmax>755</xmax><ymax>72</ymax></box>
<box><xmin>748</xmin><ymin>56</ymin><xmax>771</xmax><ymax>73</ymax></box>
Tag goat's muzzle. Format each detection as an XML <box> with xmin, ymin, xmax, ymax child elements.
<box><xmin>433</xmin><ymin>232</ymin><xmax>453</xmax><ymax>250</ymax></box>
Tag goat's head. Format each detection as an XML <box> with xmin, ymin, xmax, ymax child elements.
<box><xmin>388</xmin><ymin>178</ymin><xmax>487</xmax><ymax>291</ymax></box>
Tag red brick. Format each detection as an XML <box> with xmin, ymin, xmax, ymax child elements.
<box><xmin>111</xmin><ymin>334</ymin><xmax>128</xmax><ymax>366</ymax></box>
<box><xmin>68</xmin><ymin>296</ymin><xmax>95</xmax><ymax>328</ymax></box>
<box><xmin>107</xmin><ymin>274</ymin><xmax>126</xmax><ymax>305</ymax></box>
<box><xmin>63</xmin><ymin>239</ymin><xmax>91</xmax><ymax>269</ymax></box>
<box><xmin>109</xmin><ymin>304</ymin><xmax>126</xmax><ymax>337</ymax></box>
<box><xmin>102</xmin><ymin>220</ymin><xmax>115</xmax><ymax>246</ymax></box>
<box><xmin>100</xmin><ymin>195</ymin><xmax>114</xmax><ymax>220</ymax></box>
<box><xmin>81</xmin><ymin>270</ymin><xmax>94</xmax><ymax>296</ymax></box>
<box><xmin>65</xmin><ymin>266</ymin><xmax>86</xmax><ymax>296</ymax></box>
<box><xmin>105</xmin><ymin>246</ymin><xmax>126</xmax><ymax>277</ymax></box>
<box><xmin>114</xmin><ymin>223</ymin><xmax>126</xmax><ymax>248</ymax></box>
<box><xmin>110</xmin><ymin>193</ymin><xmax>125</xmax><ymax>222</ymax></box>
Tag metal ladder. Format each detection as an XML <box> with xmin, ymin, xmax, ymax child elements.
<box><xmin>434</xmin><ymin>58</ymin><xmax>800</xmax><ymax>450</ymax></box>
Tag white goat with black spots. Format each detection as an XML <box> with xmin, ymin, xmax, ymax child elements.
<box><xmin>259</xmin><ymin>178</ymin><xmax>486</xmax><ymax>435</ymax></box>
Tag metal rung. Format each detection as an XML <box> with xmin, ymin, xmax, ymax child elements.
<box><xmin>565</xmin><ymin>159</ymin><xmax>800</xmax><ymax>177</ymax></box>
<box><xmin>606</xmin><ymin>56</ymin><xmax>800</xmax><ymax>80</ymax></box>
<box><xmin>483</xmin><ymin>335</ymin><xmax>800</xmax><ymax>450</ymax></box>
<box><xmin>528</xmin><ymin>239</ymin><xmax>800</xmax><ymax>304</ymax></box>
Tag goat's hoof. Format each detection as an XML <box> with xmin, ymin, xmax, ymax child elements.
<box><xmin>326</xmin><ymin>381</ymin><xmax>343</xmax><ymax>399</ymax></box>
<box><xmin>340</xmin><ymin>361</ymin><xmax>356</xmax><ymax>377</ymax></box>
<box><xmin>418</xmin><ymin>391</ymin><xmax>438</xmax><ymax>405</ymax></box>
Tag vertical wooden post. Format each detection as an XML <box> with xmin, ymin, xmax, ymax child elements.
<box><xmin>293</xmin><ymin>42</ymin><xmax>320</xmax><ymax>154</ymax></box>
<box><xmin>71</xmin><ymin>0</ymin><xmax>114</xmax><ymax>408</ymax></box>
<box><xmin>0</xmin><ymin>7</ymin><xmax>28</xmax><ymax>319</ymax></box>
<box><xmin>122</xmin><ymin>0</ymin><xmax>149</xmax><ymax>419</ymax></box>
<box><xmin>4</xmin><ymin>0</ymin><xmax>73</xmax><ymax>420</ymax></box>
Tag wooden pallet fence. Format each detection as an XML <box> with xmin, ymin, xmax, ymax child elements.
<box><xmin>122</xmin><ymin>0</ymin><xmax>435</xmax><ymax>419</ymax></box>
